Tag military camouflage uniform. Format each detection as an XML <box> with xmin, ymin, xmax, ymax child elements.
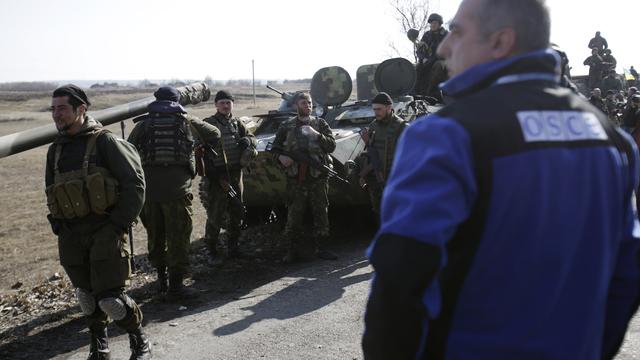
<box><xmin>359</xmin><ymin>112</ymin><xmax>407</xmax><ymax>215</ymax></box>
<box><xmin>416</xmin><ymin>27</ymin><xmax>449</xmax><ymax>99</ymax></box>
<box><xmin>45</xmin><ymin>116</ymin><xmax>145</xmax><ymax>342</ymax></box>
<box><xmin>128</xmin><ymin>111</ymin><xmax>220</xmax><ymax>279</ymax></box>
<box><xmin>273</xmin><ymin>115</ymin><xmax>336</xmax><ymax>260</ymax></box>
<box><xmin>201</xmin><ymin>112</ymin><xmax>255</xmax><ymax>257</ymax></box>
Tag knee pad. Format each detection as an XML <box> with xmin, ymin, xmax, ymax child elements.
<box><xmin>98</xmin><ymin>297</ymin><xmax>127</xmax><ymax>321</ymax></box>
<box><xmin>75</xmin><ymin>288</ymin><xmax>96</xmax><ymax>316</ymax></box>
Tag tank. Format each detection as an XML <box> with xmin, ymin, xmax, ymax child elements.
<box><xmin>0</xmin><ymin>82</ymin><xmax>211</xmax><ymax>159</ymax></box>
<box><xmin>242</xmin><ymin>59</ymin><xmax>439</xmax><ymax>223</ymax></box>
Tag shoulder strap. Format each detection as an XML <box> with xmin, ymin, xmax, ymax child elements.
<box><xmin>82</xmin><ymin>130</ymin><xmax>107</xmax><ymax>178</ymax></box>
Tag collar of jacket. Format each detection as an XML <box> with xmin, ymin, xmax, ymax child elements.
<box><xmin>214</xmin><ymin>112</ymin><xmax>233</xmax><ymax>123</ymax></box>
<box><xmin>54</xmin><ymin>115</ymin><xmax>103</xmax><ymax>143</ymax></box>
<box><xmin>147</xmin><ymin>100</ymin><xmax>187</xmax><ymax>114</ymax></box>
<box><xmin>440</xmin><ymin>48</ymin><xmax>562</xmax><ymax>99</ymax></box>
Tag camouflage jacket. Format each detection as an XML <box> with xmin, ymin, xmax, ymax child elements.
<box><xmin>273</xmin><ymin>115</ymin><xmax>336</xmax><ymax>178</ymax></box>
<box><xmin>203</xmin><ymin>112</ymin><xmax>255</xmax><ymax>172</ymax></box>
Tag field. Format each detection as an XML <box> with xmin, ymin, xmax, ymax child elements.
<box><xmin>0</xmin><ymin>84</ymin><xmax>300</xmax><ymax>318</ymax></box>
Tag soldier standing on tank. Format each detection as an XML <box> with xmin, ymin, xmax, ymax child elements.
<box><xmin>45</xmin><ymin>85</ymin><xmax>151</xmax><ymax>359</ymax></box>
<box><xmin>584</xmin><ymin>48</ymin><xmax>606</xmax><ymax>90</ymax></box>
<box><xmin>273</xmin><ymin>92</ymin><xmax>338</xmax><ymax>263</ymax></box>
<box><xmin>201</xmin><ymin>90</ymin><xmax>256</xmax><ymax>263</ymax></box>
<box><xmin>127</xmin><ymin>86</ymin><xmax>220</xmax><ymax>300</ymax></box>
<box><xmin>415</xmin><ymin>13</ymin><xmax>449</xmax><ymax>99</ymax></box>
<box><xmin>588</xmin><ymin>31</ymin><xmax>608</xmax><ymax>54</ymax></box>
<box><xmin>357</xmin><ymin>92</ymin><xmax>407</xmax><ymax>216</ymax></box>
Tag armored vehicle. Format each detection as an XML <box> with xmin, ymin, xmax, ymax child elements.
<box><xmin>242</xmin><ymin>58</ymin><xmax>438</xmax><ymax>223</ymax></box>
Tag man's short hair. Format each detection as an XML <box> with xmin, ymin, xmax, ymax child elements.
<box><xmin>52</xmin><ymin>84</ymin><xmax>91</xmax><ymax>111</ymax></box>
<box><xmin>475</xmin><ymin>0</ymin><xmax>550</xmax><ymax>54</ymax></box>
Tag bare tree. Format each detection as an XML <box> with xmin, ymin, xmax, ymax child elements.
<box><xmin>388</xmin><ymin>0</ymin><xmax>434</xmax><ymax>61</ymax></box>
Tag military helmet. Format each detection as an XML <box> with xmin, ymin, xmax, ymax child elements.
<box><xmin>428</xmin><ymin>13</ymin><xmax>443</xmax><ymax>24</ymax></box>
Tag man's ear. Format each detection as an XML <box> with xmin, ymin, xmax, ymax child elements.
<box><xmin>489</xmin><ymin>27</ymin><xmax>517</xmax><ymax>59</ymax></box>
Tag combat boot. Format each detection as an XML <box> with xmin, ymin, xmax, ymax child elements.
<box><xmin>167</xmin><ymin>270</ymin><xmax>200</xmax><ymax>301</ymax></box>
<box><xmin>127</xmin><ymin>326</ymin><xmax>152</xmax><ymax>360</ymax></box>
<box><xmin>87</xmin><ymin>327</ymin><xmax>111</xmax><ymax>360</ymax></box>
<box><xmin>156</xmin><ymin>266</ymin><xmax>168</xmax><ymax>294</ymax></box>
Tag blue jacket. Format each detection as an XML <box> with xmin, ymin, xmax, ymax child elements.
<box><xmin>363</xmin><ymin>49</ymin><xmax>640</xmax><ymax>360</ymax></box>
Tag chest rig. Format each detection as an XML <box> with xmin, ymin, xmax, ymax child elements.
<box><xmin>46</xmin><ymin>130</ymin><xmax>119</xmax><ymax>220</ymax></box>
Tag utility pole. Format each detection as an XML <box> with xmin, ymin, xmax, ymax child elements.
<box><xmin>252</xmin><ymin>59</ymin><xmax>256</xmax><ymax>105</ymax></box>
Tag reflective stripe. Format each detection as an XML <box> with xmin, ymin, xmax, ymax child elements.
<box><xmin>494</xmin><ymin>72</ymin><xmax>560</xmax><ymax>86</ymax></box>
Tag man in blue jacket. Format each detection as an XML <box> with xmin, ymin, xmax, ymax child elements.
<box><xmin>362</xmin><ymin>0</ymin><xmax>640</xmax><ymax>359</ymax></box>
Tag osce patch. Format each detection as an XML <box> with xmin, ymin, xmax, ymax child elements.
<box><xmin>517</xmin><ymin>111</ymin><xmax>608</xmax><ymax>143</ymax></box>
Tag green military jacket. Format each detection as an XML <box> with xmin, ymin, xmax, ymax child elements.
<box><xmin>128</xmin><ymin>113</ymin><xmax>220</xmax><ymax>202</ymax></box>
<box><xmin>366</xmin><ymin>112</ymin><xmax>407</xmax><ymax>181</ymax></box>
<box><xmin>45</xmin><ymin>116</ymin><xmax>145</xmax><ymax>231</ymax></box>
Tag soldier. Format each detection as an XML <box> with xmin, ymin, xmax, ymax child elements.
<box><xmin>273</xmin><ymin>92</ymin><xmax>338</xmax><ymax>263</ymax></box>
<box><xmin>201</xmin><ymin>90</ymin><xmax>256</xmax><ymax>263</ymax></box>
<box><xmin>45</xmin><ymin>85</ymin><xmax>151</xmax><ymax>359</ymax></box>
<box><xmin>415</xmin><ymin>13</ymin><xmax>449</xmax><ymax>99</ymax></box>
<box><xmin>357</xmin><ymin>92</ymin><xmax>407</xmax><ymax>216</ymax></box>
<box><xmin>602</xmin><ymin>49</ymin><xmax>617</xmax><ymax>72</ymax></box>
<box><xmin>602</xmin><ymin>69</ymin><xmax>623</xmax><ymax>95</ymax></box>
<box><xmin>127</xmin><ymin>86</ymin><xmax>220</xmax><ymax>299</ymax></box>
<box><xmin>587</xmin><ymin>31</ymin><xmax>608</xmax><ymax>54</ymax></box>
<box><xmin>589</xmin><ymin>88</ymin><xmax>607</xmax><ymax>114</ymax></box>
<box><xmin>583</xmin><ymin>48</ymin><xmax>605</xmax><ymax>90</ymax></box>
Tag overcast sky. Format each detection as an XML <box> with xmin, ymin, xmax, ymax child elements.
<box><xmin>0</xmin><ymin>0</ymin><xmax>636</xmax><ymax>83</ymax></box>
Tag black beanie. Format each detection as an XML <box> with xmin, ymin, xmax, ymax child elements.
<box><xmin>215</xmin><ymin>90</ymin><xmax>235</xmax><ymax>102</ymax></box>
<box><xmin>154</xmin><ymin>86</ymin><xmax>181</xmax><ymax>102</ymax></box>
<box><xmin>372</xmin><ymin>92</ymin><xmax>392</xmax><ymax>105</ymax></box>
<box><xmin>53</xmin><ymin>84</ymin><xmax>91</xmax><ymax>107</ymax></box>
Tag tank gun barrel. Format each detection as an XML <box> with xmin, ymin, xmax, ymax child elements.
<box><xmin>266</xmin><ymin>85</ymin><xmax>295</xmax><ymax>103</ymax></box>
<box><xmin>0</xmin><ymin>82</ymin><xmax>211</xmax><ymax>159</ymax></box>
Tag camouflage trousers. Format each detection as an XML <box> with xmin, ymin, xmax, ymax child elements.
<box><xmin>139</xmin><ymin>194</ymin><xmax>193</xmax><ymax>273</ymax></box>
<box><xmin>57</xmin><ymin>221</ymin><xmax>142</xmax><ymax>333</ymax></box>
<box><xmin>201</xmin><ymin>171</ymin><xmax>243</xmax><ymax>254</ymax></box>
<box><xmin>283</xmin><ymin>176</ymin><xmax>330</xmax><ymax>248</ymax></box>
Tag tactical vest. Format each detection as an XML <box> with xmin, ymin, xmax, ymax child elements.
<box><xmin>45</xmin><ymin>130</ymin><xmax>119</xmax><ymax>220</ymax></box>
<box><xmin>369</xmin><ymin>115</ymin><xmax>406</xmax><ymax>179</ymax></box>
<box><xmin>210</xmin><ymin>116</ymin><xmax>242</xmax><ymax>169</ymax></box>
<box><xmin>282</xmin><ymin>116</ymin><xmax>330</xmax><ymax>178</ymax></box>
<box><xmin>139</xmin><ymin>113</ymin><xmax>195</xmax><ymax>173</ymax></box>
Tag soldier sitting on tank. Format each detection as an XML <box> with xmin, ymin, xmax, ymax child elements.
<box><xmin>273</xmin><ymin>92</ymin><xmax>338</xmax><ymax>263</ymax></box>
<box><xmin>356</xmin><ymin>92</ymin><xmax>407</xmax><ymax>218</ymax></box>
<box><xmin>45</xmin><ymin>85</ymin><xmax>151</xmax><ymax>359</ymax></box>
<box><xmin>200</xmin><ymin>90</ymin><xmax>257</xmax><ymax>264</ymax></box>
<box><xmin>414</xmin><ymin>13</ymin><xmax>449</xmax><ymax>100</ymax></box>
<box><xmin>128</xmin><ymin>86</ymin><xmax>221</xmax><ymax>300</ymax></box>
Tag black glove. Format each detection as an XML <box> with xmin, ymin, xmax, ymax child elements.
<box><xmin>47</xmin><ymin>214</ymin><xmax>61</xmax><ymax>235</ymax></box>
<box><xmin>238</xmin><ymin>137</ymin><xmax>252</xmax><ymax>150</ymax></box>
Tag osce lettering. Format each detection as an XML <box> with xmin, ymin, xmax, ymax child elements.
<box><xmin>517</xmin><ymin>111</ymin><xmax>608</xmax><ymax>143</ymax></box>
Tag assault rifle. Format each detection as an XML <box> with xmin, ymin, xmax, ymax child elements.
<box><xmin>196</xmin><ymin>143</ymin><xmax>246</xmax><ymax>222</ymax></box>
<box><xmin>265</xmin><ymin>142</ymin><xmax>350</xmax><ymax>185</ymax></box>
<box><xmin>359</xmin><ymin>129</ymin><xmax>385</xmax><ymax>185</ymax></box>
